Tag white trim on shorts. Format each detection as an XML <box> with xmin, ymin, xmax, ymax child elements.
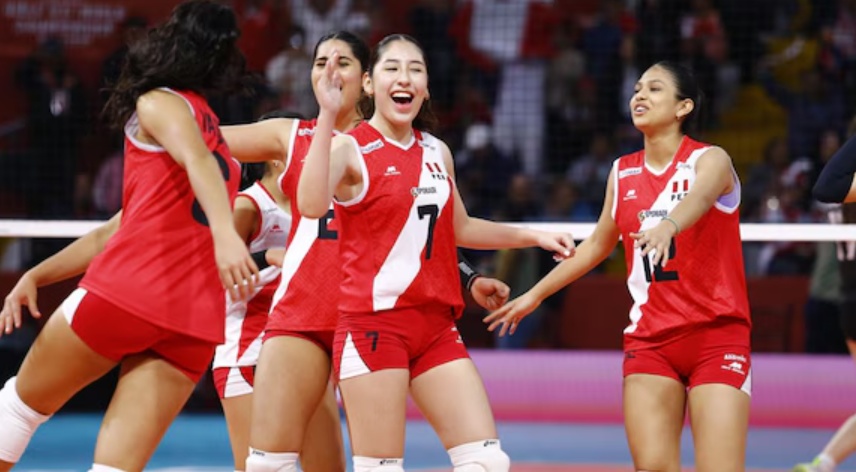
<box><xmin>338</xmin><ymin>332</ymin><xmax>371</xmax><ymax>380</ymax></box>
<box><xmin>218</xmin><ymin>366</ymin><xmax>254</xmax><ymax>399</ymax></box>
<box><xmin>61</xmin><ymin>288</ymin><xmax>88</xmax><ymax>324</ymax></box>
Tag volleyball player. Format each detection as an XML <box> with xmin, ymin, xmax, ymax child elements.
<box><xmin>213</xmin><ymin>153</ymin><xmax>291</xmax><ymax>472</ymax></box>
<box><xmin>0</xmin><ymin>2</ymin><xmax>258</xmax><ymax>471</ymax></box>
<box><xmin>486</xmin><ymin>61</ymin><xmax>751</xmax><ymax>472</ymax></box>
<box><xmin>297</xmin><ymin>34</ymin><xmax>575</xmax><ymax>472</ymax></box>
<box><xmin>221</xmin><ymin>31</ymin><xmax>513</xmax><ymax>472</ymax></box>
<box><xmin>794</xmin><ymin>120</ymin><xmax>856</xmax><ymax>472</ymax></box>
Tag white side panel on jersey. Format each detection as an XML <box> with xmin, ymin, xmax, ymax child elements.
<box><xmin>270</xmin><ymin>208</ymin><xmax>327</xmax><ymax>310</ymax></box>
<box><xmin>283</xmin><ymin>118</ymin><xmax>302</xmax><ymax>174</ymax></box>
<box><xmin>214</xmin><ymin>265</ymin><xmax>279</xmax><ymax>368</ymax></box>
<box><xmin>624</xmin><ymin>154</ymin><xmax>703</xmax><ymax>334</ymax></box>
<box><xmin>610</xmin><ymin>159</ymin><xmax>620</xmax><ymax>221</ymax></box>
<box><xmin>335</xmin><ymin>136</ymin><xmax>371</xmax><ymax>207</ymax></box>
<box><xmin>372</xmin><ymin>136</ymin><xmax>450</xmax><ymax>311</ymax></box>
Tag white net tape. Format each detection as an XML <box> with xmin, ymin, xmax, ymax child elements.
<box><xmin>1</xmin><ymin>219</ymin><xmax>856</xmax><ymax>241</ymax></box>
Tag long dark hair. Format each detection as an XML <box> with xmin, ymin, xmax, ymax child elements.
<box><xmin>103</xmin><ymin>0</ymin><xmax>252</xmax><ymax>129</ymax></box>
<box><xmin>313</xmin><ymin>30</ymin><xmax>370</xmax><ymax>73</ymax></box>
<box><xmin>358</xmin><ymin>34</ymin><xmax>438</xmax><ymax>133</ymax></box>
<box><xmin>652</xmin><ymin>60</ymin><xmax>705</xmax><ymax>136</ymax></box>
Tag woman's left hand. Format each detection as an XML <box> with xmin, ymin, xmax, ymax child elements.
<box><xmin>629</xmin><ymin>220</ymin><xmax>677</xmax><ymax>268</ymax></box>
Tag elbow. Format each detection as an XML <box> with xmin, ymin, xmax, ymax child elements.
<box><xmin>813</xmin><ymin>179</ymin><xmax>846</xmax><ymax>204</ymax></box>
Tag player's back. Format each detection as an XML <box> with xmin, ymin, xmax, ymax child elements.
<box><xmin>82</xmin><ymin>88</ymin><xmax>240</xmax><ymax>343</ymax></box>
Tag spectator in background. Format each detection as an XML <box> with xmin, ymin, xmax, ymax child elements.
<box><xmin>455</xmin><ymin>122</ymin><xmax>519</xmax><ymax>219</ymax></box>
<box><xmin>450</xmin><ymin>0</ymin><xmax>557</xmax><ymax>177</ymax></box>
<box><xmin>566</xmin><ymin>132</ymin><xmax>615</xmax><ymax>211</ymax></box>
<box><xmin>409</xmin><ymin>0</ymin><xmax>458</xmax><ymax>112</ymax></box>
<box><xmin>234</xmin><ymin>0</ymin><xmax>283</xmax><ymax>73</ymax></box>
<box><xmin>760</xmin><ymin>64</ymin><xmax>846</xmax><ymax>159</ymax></box>
<box><xmin>288</xmin><ymin>0</ymin><xmax>353</xmax><ymax>54</ymax></box>
<box><xmin>680</xmin><ymin>0</ymin><xmax>733</xmax><ymax>122</ymax></box>
<box><xmin>16</xmin><ymin>37</ymin><xmax>86</xmax><ymax>219</ymax></box>
<box><xmin>266</xmin><ymin>26</ymin><xmax>316</xmax><ymax>118</ymax></box>
<box><xmin>634</xmin><ymin>0</ymin><xmax>681</xmax><ymax>68</ymax></box>
<box><xmin>581</xmin><ymin>0</ymin><xmax>635</xmax><ymax>131</ymax></box>
<box><xmin>545</xmin><ymin>19</ymin><xmax>587</xmax><ymax>173</ymax></box>
<box><xmin>91</xmin><ymin>143</ymin><xmax>124</xmax><ymax>218</ymax></box>
<box><xmin>540</xmin><ymin>179</ymin><xmax>596</xmax><ymax>222</ymax></box>
<box><xmin>743</xmin><ymin>136</ymin><xmax>792</xmax><ymax>221</ymax></box>
<box><xmin>101</xmin><ymin>16</ymin><xmax>148</xmax><ymax>98</ymax></box>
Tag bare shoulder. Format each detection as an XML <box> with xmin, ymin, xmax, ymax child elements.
<box><xmin>698</xmin><ymin>145</ymin><xmax>733</xmax><ymax>168</ymax></box>
<box><xmin>234</xmin><ymin>193</ymin><xmax>259</xmax><ymax>213</ymax></box>
<box><xmin>135</xmin><ymin>89</ymin><xmax>193</xmax><ymax>124</ymax></box>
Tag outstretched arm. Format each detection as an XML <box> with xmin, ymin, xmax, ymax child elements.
<box><xmin>630</xmin><ymin>146</ymin><xmax>735</xmax><ymax>268</ymax></box>
<box><xmin>0</xmin><ymin>211</ymin><xmax>122</xmax><ymax>335</ymax></box>
<box><xmin>483</xmin><ymin>168</ymin><xmax>622</xmax><ymax>336</ymax></box>
<box><xmin>221</xmin><ymin>118</ymin><xmax>296</xmax><ymax>164</ymax></box>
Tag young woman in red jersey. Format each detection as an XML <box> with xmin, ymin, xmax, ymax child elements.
<box><xmin>223</xmin><ymin>31</ymin><xmax>513</xmax><ymax>472</ymax></box>
<box><xmin>0</xmin><ymin>2</ymin><xmax>259</xmax><ymax>471</ymax></box>
<box><xmin>297</xmin><ymin>34</ymin><xmax>576</xmax><ymax>472</ymax></box>
<box><xmin>486</xmin><ymin>61</ymin><xmax>752</xmax><ymax>472</ymax></box>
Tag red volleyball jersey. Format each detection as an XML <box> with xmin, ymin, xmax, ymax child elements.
<box><xmin>268</xmin><ymin>119</ymin><xmax>344</xmax><ymax>331</ymax></box>
<box><xmin>612</xmin><ymin>136</ymin><xmax>751</xmax><ymax>350</ymax></box>
<box><xmin>81</xmin><ymin>88</ymin><xmax>240</xmax><ymax>343</ymax></box>
<box><xmin>335</xmin><ymin>122</ymin><xmax>463</xmax><ymax>315</ymax></box>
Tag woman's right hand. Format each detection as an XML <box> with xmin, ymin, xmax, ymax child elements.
<box><xmin>0</xmin><ymin>272</ymin><xmax>42</xmax><ymax>336</ymax></box>
<box><xmin>213</xmin><ymin>228</ymin><xmax>260</xmax><ymax>301</ymax></box>
<box><xmin>316</xmin><ymin>50</ymin><xmax>344</xmax><ymax>114</ymax></box>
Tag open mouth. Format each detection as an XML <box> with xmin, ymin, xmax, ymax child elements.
<box><xmin>392</xmin><ymin>92</ymin><xmax>414</xmax><ymax>105</ymax></box>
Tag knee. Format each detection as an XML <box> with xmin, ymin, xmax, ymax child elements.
<box><xmin>448</xmin><ymin>440</ymin><xmax>510</xmax><ymax>472</ymax></box>
<box><xmin>353</xmin><ymin>456</ymin><xmax>405</xmax><ymax>472</ymax></box>
<box><xmin>0</xmin><ymin>377</ymin><xmax>52</xmax><ymax>463</ymax></box>
<box><xmin>246</xmin><ymin>449</ymin><xmax>299</xmax><ymax>472</ymax></box>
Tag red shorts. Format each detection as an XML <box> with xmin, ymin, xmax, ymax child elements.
<box><xmin>623</xmin><ymin>323</ymin><xmax>752</xmax><ymax>395</ymax></box>
<box><xmin>61</xmin><ymin>288</ymin><xmax>216</xmax><ymax>383</ymax></box>
<box><xmin>333</xmin><ymin>305</ymin><xmax>469</xmax><ymax>382</ymax></box>
<box><xmin>212</xmin><ymin>366</ymin><xmax>255</xmax><ymax>399</ymax></box>
<box><xmin>264</xmin><ymin>329</ymin><xmax>335</xmax><ymax>355</ymax></box>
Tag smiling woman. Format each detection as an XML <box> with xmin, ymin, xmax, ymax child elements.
<box><xmin>296</xmin><ymin>33</ymin><xmax>576</xmax><ymax>472</ymax></box>
<box><xmin>484</xmin><ymin>60</ymin><xmax>751</xmax><ymax>472</ymax></box>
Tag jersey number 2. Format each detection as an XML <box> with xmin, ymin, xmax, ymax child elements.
<box><xmin>641</xmin><ymin>240</ymin><xmax>679</xmax><ymax>283</ymax></box>
<box><xmin>317</xmin><ymin>209</ymin><xmax>338</xmax><ymax>240</ymax></box>
<box><xmin>192</xmin><ymin>150</ymin><xmax>230</xmax><ymax>227</ymax></box>
<box><xmin>418</xmin><ymin>204</ymin><xmax>439</xmax><ymax>260</ymax></box>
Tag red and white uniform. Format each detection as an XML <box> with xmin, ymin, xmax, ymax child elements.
<box><xmin>612</xmin><ymin>136</ymin><xmax>752</xmax><ymax>392</ymax></box>
<box><xmin>213</xmin><ymin>182</ymin><xmax>290</xmax><ymax>398</ymax></box>
<box><xmin>66</xmin><ymin>88</ymin><xmax>239</xmax><ymax>381</ymax></box>
<box><xmin>266</xmin><ymin>119</ymin><xmax>342</xmax><ymax>352</ymax></box>
<box><xmin>332</xmin><ymin>122</ymin><xmax>467</xmax><ymax>381</ymax></box>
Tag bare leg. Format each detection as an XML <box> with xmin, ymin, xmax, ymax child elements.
<box><xmin>623</xmin><ymin>374</ymin><xmax>686</xmax><ymax>472</ymax></box>
<box><xmin>688</xmin><ymin>383</ymin><xmax>749</xmax><ymax>472</ymax></box>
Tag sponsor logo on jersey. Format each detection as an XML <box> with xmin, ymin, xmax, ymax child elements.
<box><xmin>722</xmin><ymin>360</ymin><xmax>745</xmax><ymax>375</ymax></box>
<box><xmin>676</xmin><ymin>162</ymin><xmax>692</xmax><ymax>170</ymax></box>
<box><xmin>724</xmin><ymin>353</ymin><xmax>746</xmax><ymax>362</ymax></box>
<box><xmin>638</xmin><ymin>209</ymin><xmax>668</xmax><ymax>222</ymax></box>
<box><xmin>425</xmin><ymin>162</ymin><xmax>447</xmax><ymax>180</ymax></box>
<box><xmin>623</xmin><ymin>189</ymin><xmax>637</xmax><ymax>201</ymax></box>
<box><xmin>411</xmin><ymin>186</ymin><xmax>438</xmax><ymax>197</ymax></box>
<box><xmin>297</xmin><ymin>127</ymin><xmax>316</xmax><ymax>137</ymax></box>
<box><xmin>418</xmin><ymin>139</ymin><xmax>436</xmax><ymax>150</ymax></box>
<box><xmin>619</xmin><ymin>167</ymin><xmax>642</xmax><ymax>179</ymax></box>
<box><xmin>385</xmin><ymin>165</ymin><xmax>400</xmax><ymax>176</ymax></box>
<box><xmin>361</xmin><ymin>139</ymin><xmax>384</xmax><ymax>154</ymax></box>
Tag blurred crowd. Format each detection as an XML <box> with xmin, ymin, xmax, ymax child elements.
<box><xmin>2</xmin><ymin>0</ymin><xmax>856</xmax><ymax>347</ymax></box>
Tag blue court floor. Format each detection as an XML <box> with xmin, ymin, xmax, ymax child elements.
<box><xmin>15</xmin><ymin>414</ymin><xmax>856</xmax><ymax>471</ymax></box>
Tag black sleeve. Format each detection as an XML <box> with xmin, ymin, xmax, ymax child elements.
<box><xmin>251</xmin><ymin>251</ymin><xmax>270</xmax><ymax>271</ymax></box>
<box><xmin>814</xmin><ymin>135</ymin><xmax>856</xmax><ymax>203</ymax></box>
<box><xmin>458</xmin><ymin>249</ymin><xmax>482</xmax><ymax>291</ymax></box>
